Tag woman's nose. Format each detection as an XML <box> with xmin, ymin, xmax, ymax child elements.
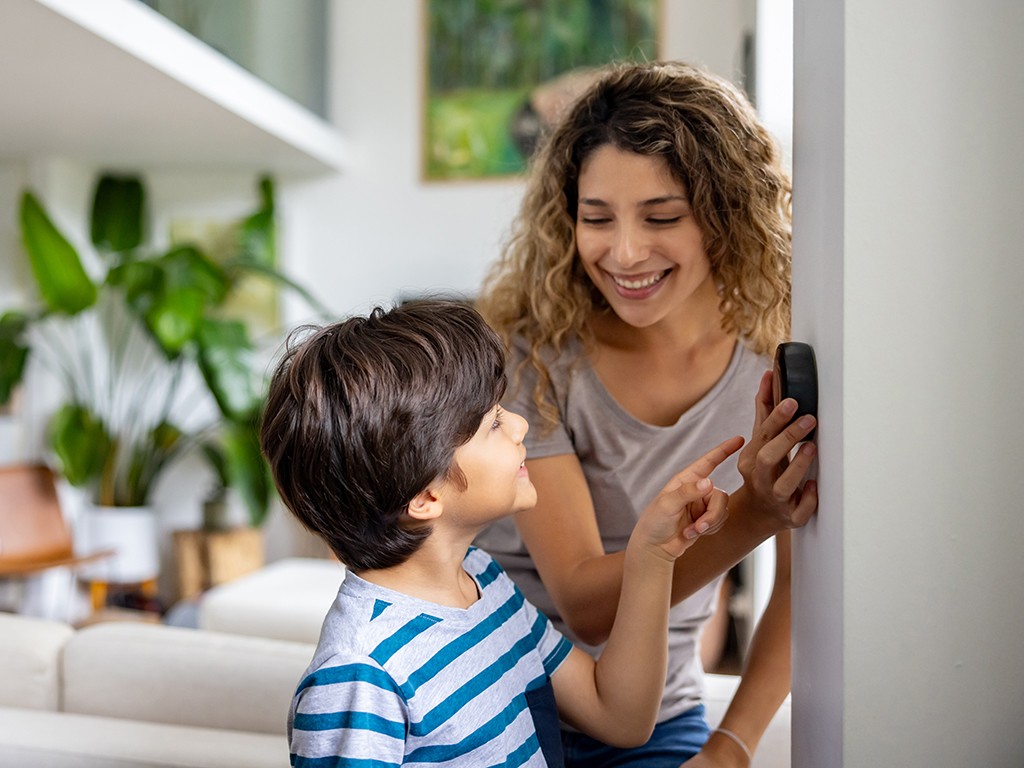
<box><xmin>612</xmin><ymin>226</ymin><xmax>646</xmax><ymax>268</ymax></box>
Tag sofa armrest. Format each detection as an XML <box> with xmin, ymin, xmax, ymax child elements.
<box><xmin>0</xmin><ymin>612</ymin><xmax>75</xmax><ymax>710</ymax></box>
<box><xmin>199</xmin><ymin>557</ymin><xmax>345</xmax><ymax>643</ymax></box>
<box><xmin>62</xmin><ymin>622</ymin><xmax>314</xmax><ymax>735</ymax></box>
<box><xmin>0</xmin><ymin>707</ymin><xmax>287</xmax><ymax>768</ymax></box>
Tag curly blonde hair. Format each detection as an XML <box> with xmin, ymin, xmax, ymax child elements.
<box><xmin>478</xmin><ymin>60</ymin><xmax>792</xmax><ymax>429</ymax></box>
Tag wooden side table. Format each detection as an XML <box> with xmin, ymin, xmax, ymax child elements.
<box><xmin>85</xmin><ymin>577</ymin><xmax>159</xmax><ymax>613</ymax></box>
<box><xmin>172</xmin><ymin>527</ymin><xmax>264</xmax><ymax>601</ymax></box>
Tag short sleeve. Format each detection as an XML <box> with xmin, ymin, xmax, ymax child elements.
<box><xmin>504</xmin><ymin>337</ymin><xmax>576</xmax><ymax>459</ymax></box>
<box><xmin>290</xmin><ymin>658</ymin><xmax>408</xmax><ymax>767</ymax></box>
<box><xmin>517</xmin><ymin>587</ymin><xmax>573</xmax><ymax>677</ymax></box>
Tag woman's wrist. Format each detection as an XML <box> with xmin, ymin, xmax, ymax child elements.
<box><xmin>729</xmin><ymin>484</ymin><xmax>783</xmax><ymax>540</ymax></box>
<box><xmin>705</xmin><ymin>727</ymin><xmax>753</xmax><ymax>767</ymax></box>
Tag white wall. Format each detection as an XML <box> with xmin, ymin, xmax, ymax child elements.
<box><xmin>793</xmin><ymin>0</ymin><xmax>1024</xmax><ymax>765</ymax></box>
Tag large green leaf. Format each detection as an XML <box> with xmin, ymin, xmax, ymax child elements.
<box><xmin>20</xmin><ymin>192</ymin><xmax>97</xmax><ymax>314</ymax></box>
<box><xmin>49</xmin><ymin>403</ymin><xmax>111</xmax><ymax>488</ymax></box>
<box><xmin>220</xmin><ymin>418</ymin><xmax>273</xmax><ymax>527</ymax></box>
<box><xmin>111</xmin><ymin>246</ymin><xmax>229</xmax><ymax>356</ymax></box>
<box><xmin>237</xmin><ymin>176</ymin><xmax>276</xmax><ymax>268</ymax></box>
<box><xmin>161</xmin><ymin>245</ymin><xmax>229</xmax><ymax>305</ymax></box>
<box><xmin>196</xmin><ymin>318</ymin><xmax>258</xmax><ymax>421</ymax></box>
<box><xmin>122</xmin><ymin>420</ymin><xmax>185</xmax><ymax>506</ymax></box>
<box><xmin>0</xmin><ymin>312</ymin><xmax>30</xmax><ymax>407</ymax></box>
<box><xmin>90</xmin><ymin>175</ymin><xmax>145</xmax><ymax>254</ymax></box>
<box><xmin>201</xmin><ymin>442</ymin><xmax>230</xmax><ymax>489</ymax></box>
<box><xmin>107</xmin><ymin>259</ymin><xmax>161</xmax><ymax>313</ymax></box>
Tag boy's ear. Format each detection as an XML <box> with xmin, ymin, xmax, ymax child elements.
<box><xmin>406</xmin><ymin>485</ymin><xmax>445</xmax><ymax>522</ymax></box>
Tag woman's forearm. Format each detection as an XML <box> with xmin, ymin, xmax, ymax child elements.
<box><xmin>704</xmin><ymin>532</ymin><xmax>792</xmax><ymax>760</ymax></box>
<box><xmin>668</xmin><ymin>484</ymin><xmax>778</xmax><ymax>605</ymax></box>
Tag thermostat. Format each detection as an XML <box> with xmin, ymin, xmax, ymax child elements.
<box><xmin>773</xmin><ymin>342</ymin><xmax>818</xmax><ymax>440</ymax></box>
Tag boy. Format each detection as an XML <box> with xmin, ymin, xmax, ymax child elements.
<box><xmin>260</xmin><ymin>300</ymin><xmax>742</xmax><ymax>767</ymax></box>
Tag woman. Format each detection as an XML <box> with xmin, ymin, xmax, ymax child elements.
<box><xmin>476</xmin><ymin>61</ymin><xmax>818</xmax><ymax>767</ymax></box>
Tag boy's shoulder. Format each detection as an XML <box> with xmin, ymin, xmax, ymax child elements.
<box><xmin>313</xmin><ymin>550</ymin><xmax>511</xmax><ymax>653</ymax></box>
<box><xmin>464</xmin><ymin>545</ymin><xmax>507</xmax><ymax>582</ymax></box>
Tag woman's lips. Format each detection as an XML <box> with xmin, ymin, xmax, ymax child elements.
<box><xmin>608</xmin><ymin>268</ymin><xmax>670</xmax><ymax>298</ymax></box>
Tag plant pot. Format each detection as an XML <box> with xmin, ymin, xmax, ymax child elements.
<box><xmin>77</xmin><ymin>504</ymin><xmax>160</xmax><ymax>584</ymax></box>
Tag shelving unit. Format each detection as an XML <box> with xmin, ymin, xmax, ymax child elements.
<box><xmin>0</xmin><ymin>0</ymin><xmax>346</xmax><ymax>176</ymax></box>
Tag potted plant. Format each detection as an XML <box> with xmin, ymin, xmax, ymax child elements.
<box><xmin>0</xmin><ymin>173</ymin><xmax>323</xmax><ymax>583</ymax></box>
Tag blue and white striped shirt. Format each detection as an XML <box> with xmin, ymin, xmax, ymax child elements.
<box><xmin>289</xmin><ymin>547</ymin><xmax>574</xmax><ymax>767</ymax></box>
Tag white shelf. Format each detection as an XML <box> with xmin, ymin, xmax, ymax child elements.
<box><xmin>0</xmin><ymin>0</ymin><xmax>346</xmax><ymax>176</ymax></box>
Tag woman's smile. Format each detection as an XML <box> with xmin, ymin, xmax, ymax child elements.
<box><xmin>608</xmin><ymin>268</ymin><xmax>672</xmax><ymax>298</ymax></box>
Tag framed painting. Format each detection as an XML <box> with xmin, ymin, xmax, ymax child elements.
<box><xmin>423</xmin><ymin>0</ymin><xmax>661</xmax><ymax>181</ymax></box>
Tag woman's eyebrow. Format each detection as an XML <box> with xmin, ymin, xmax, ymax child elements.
<box><xmin>638</xmin><ymin>195</ymin><xmax>689</xmax><ymax>207</ymax></box>
<box><xmin>577</xmin><ymin>195</ymin><xmax>688</xmax><ymax>210</ymax></box>
<box><xmin>578</xmin><ymin>194</ymin><xmax>689</xmax><ymax>208</ymax></box>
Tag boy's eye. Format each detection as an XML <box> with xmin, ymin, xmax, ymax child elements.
<box><xmin>491</xmin><ymin>407</ymin><xmax>504</xmax><ymax>431</ymax></box>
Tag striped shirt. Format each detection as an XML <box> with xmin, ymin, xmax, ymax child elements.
<box><xmin>289</xmin><ymin>547</ymin><xmax>574</xmax><ymax>767</ymax></box>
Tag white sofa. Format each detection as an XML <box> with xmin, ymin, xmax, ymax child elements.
<box><xmin>0</xmin><ymin>612</ymin><xmax>311</xmax><ymax>767</ymax></box>
<box><xmin>1</xmin><ymin>570</ymin><xmax>791</xmax><ymax>768</ymax></box>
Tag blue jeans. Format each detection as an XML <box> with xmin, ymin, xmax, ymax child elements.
<box><xmin>560</xmin><ymin>704</ymin><xmax>710</xmax><ymax>767</ymax></box>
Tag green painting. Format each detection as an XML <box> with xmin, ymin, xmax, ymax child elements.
<box><xmin>424</xmin><ymin>0</ymin><xmax>660</xmax><ymax>181</ymax></box>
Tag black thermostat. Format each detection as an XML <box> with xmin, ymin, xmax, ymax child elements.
<box><xmin>773</xmin><ymin>342</ymin><xmax>818</xmax><ymax>440</ymax></box>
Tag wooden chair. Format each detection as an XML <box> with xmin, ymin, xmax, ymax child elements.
<box><xmin>0</xmin><ymin>464</ymin><xmax>113</xmax><ymax>618</ymax></box>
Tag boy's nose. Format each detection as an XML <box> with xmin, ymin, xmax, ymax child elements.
<box><xmin>509</xmin><ymin>411</ymin><xmax>529</xmax><ymax>441</ymax></box>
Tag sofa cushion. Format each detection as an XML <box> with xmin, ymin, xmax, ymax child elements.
<box><xmin>61</xmin><ymin>622</ymin><xmax>313</xmax><ymax>735</ymax></box>
<box><xmin>0</xmin><ymin>611</ymin><xmax>75</xmax><ymax>710</ymax></box>
<box><xmin>0</xmin><ymin>707</ymin><xmax>287</xmax><ymax>768</ymax></box>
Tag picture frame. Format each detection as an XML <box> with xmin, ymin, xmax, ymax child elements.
<box><xmin>422</xmin><ymin>0</ymin><xmax>661</xmax><ymax>181</ymax></box>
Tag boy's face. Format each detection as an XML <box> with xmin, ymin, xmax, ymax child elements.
<box><xmin>441</xmin><ymin>405</ymin><xmax>536</xmax><ymax>527</ymax></box>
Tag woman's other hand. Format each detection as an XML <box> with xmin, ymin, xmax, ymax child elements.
<box><xmin>735</xmin><ymin>370</ymin><xmax>818</xmax><ymax>532</ymax></box>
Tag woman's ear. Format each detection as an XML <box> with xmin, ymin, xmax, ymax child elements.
<box><xmin>406</xmin><ymin>486</ymin><xmax>444</xmax><ymax>522</ymax></box>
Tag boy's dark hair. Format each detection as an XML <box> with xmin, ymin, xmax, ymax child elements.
<box><xmin>260</xmin><ymin>300</ymin><xmax>507</xmax><ymax>571</ymax></box>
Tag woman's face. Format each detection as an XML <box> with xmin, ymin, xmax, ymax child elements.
<box><xmin>575</xmin><ymin>145</ymin><xmax>713</xmax><ymax>329</ymax></box>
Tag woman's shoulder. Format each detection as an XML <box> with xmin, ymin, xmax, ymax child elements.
<box><xmin>506</xmin><ymin>333</ymin><xmax>588</xmax><ymax>403</ymax></box>
<box><xmin>507</xmin><ymin>333</ymin><xmax>588</xmax><ymax>381</ymax></box>
<box><xmin>508</xmin><ymin>333</ymin><xmax>582</xmax><ymax>363</ymax></box>
<box><xmin>735</xmin><ymin>338</ymin><xmax>773</xmax><ymax>376</ymax></box>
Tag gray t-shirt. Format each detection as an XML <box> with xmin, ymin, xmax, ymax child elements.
<box><xmin>476</xmin><ymin>337</ymin><xmax>769</xmax><ymax>723</ymax></box>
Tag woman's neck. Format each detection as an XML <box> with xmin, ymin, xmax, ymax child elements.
<box><xmin>592</xmin><ymin>277</ymin><xmax>729</xmax><ymax>355</ymax></box>
<box><xmin>588</xmin><ymin>279</ymin><xmax>738</xmax><ymax>426</ymax></box>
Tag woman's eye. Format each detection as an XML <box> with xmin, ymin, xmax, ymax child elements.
<box><xmin>579</xmin><ymin>216</ymin><xmax>610</xmax><ymax>225</ymax></box>
<box><xmin>648</xmin><ymin>216</ymin><xmax>682</xmax><ymax>225</ymax></box>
